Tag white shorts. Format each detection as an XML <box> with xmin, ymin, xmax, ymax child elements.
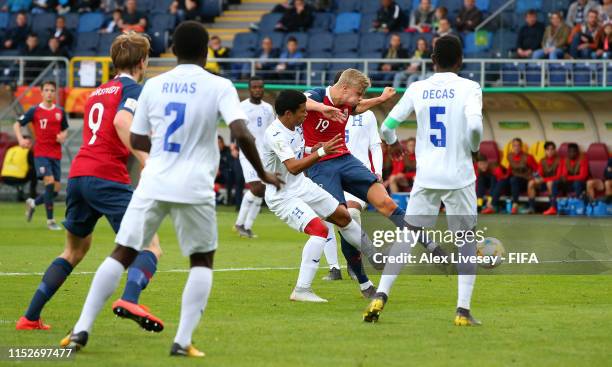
<box><xmin>266</xmin><ymin>179</ymin><xmax>339</xmax><ymax>232</ymax></box>
<box><xmin>116</xmin><ymin>192</ymin><xmax>218</xmax><ymax>257</ymax></box>
<box><xmin>405</xmin><ymin>182</ymin><xmax>477</xmax><ymax>231</ymax></box>
<box><xmin>239</xmin><ymin>152</ymin><xmax>260</xmax><ymax>183</ymax></box>
<box><xmin>344</xmin><ymin>191</ymin><xmax>367</xmax><ymax>209</ymax></box>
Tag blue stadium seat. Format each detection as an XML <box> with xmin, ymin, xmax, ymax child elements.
<box><xmin>525</xmin><ymin>63</ymin><xmax>543</xmax><ymax>86</ymax></box>
<box><xmin>492</xmin><ymin>30</ymin><xmax>517</xmax><ymax>57</ymax></box>
<box><xmin>303</xmin><ymin>50</ymin><xmax>329</xmax><ymax>85</ymax></box>
<box><xmin>359</xmin><ymin>12</ymin><xmax>376</xmax><ymax>33</ymax></box>
<box><xmin>548</xmin><ymin>63</ymin><xmax>569</xmax><ymax>86</ymax></box>
<box><xmin>31</xmin><ymin>13</ymin><xmax>57</xmax><ymax>35</ymax></box>
<box><xmin>137</xmin><ymin>0</ymin><xmax>153</xmax><ymax>12</ymax></box>
<box><xmin>463</xmin><ymin>31</ymin><xmax>492</xmax><ymax>54</ymax></box>
<box><xmin>439</xmin><ymin>0</ymin><xmax>462</xmax><ymax>16</ymax></box>
<box><xmin>361</xmin><ymin>0</ymin><xmax>380</xmax><ymax>14</ymax></box>
<box><xmin>335</xmin><ymin>0</ymin><xmax>360</xmax><ymax>13</ymax></box>
<box><xmin>148</xmin><ymin>29</ymin><xmax>167</xmax><ymax>56</ymax></box>
<box><xmin>150</xmin><ymin>13</ymin><xmax>176</xmax><ymax>31</ymax></box>
<box><xmin>572</xmin><ymin>64</ymin><xmax>593</xmax><ymax>86</ymax></box>
<box><xmin>311</xmin><ymin>12</ymin><xmax>335</xmax><ymax>32</ymax></box>
<box><xmin>516</xmin><ymin>0</ymin><xmax>542</xmax><ymax>13</ymax></box>
<box><xmin>77</xmin><ymin>12</ymin><xmax>104</xmax><ymax>33</ymax></box>
<box><xmin>501</xmin><ymin>62</ymin><xmax>521</xmax><ymax>86</ymax></box>
<box><xmin>460</xmin><ymin>63</ymin><xmax>482</xmax><ymax>83</ymax></box>
<box><xmin>0</xmin><ymin>12</ymin><xmax>9</xmax><ymax>29</ymax></box>
<box><xmin>97</xmin><ymin>32</ymin><xmax>119</xmax><ymax>54</ymax></box>
<box><xmin>359</xmin><ymin>33</ymin><xmax>386</xmax><ymax>53</ymax></box>
<box><xmin>151</xmin><ymin>0</ymin><xmax>173</xmax><ymax>13</ymax></box>
<box><xmin>596</xmin><ymin>63</ymin><xmax>612</xmax><ymax>87</ymax></box>
<box><xmin>283</xmin><ymin>32</ymin><xmax>308</xmax><ymax>51</ymax></box>
<box><xmin>307</xmin><ymin>32</ymin><xmax>333</xmax><ymax>52</ymax></box>
<box><xmin>258</xmin><ymin>13</ymin><xmax>283</xmax><ymax>33</ymax></box>
<box><xmin>74</xmin><ymin>32</ymin><xmax>100</xmax><ymax>55</ymax></box>
<box><xmin>358</xmin><ymin>51</ymin><xmax>383</xmax><ymax>80</ymax></box>
<box><xmin>63</xmin><ymin>13</ymin><xmax>79</xmax><ymax>31</ymax></box>
<box><xmin>476</xmin><ymin>0</ymin><xmax>490</xmax><ymax>12</ymax></box>
<box><xmin>333</xmin><ymin>12</ymin><xmax>361</xmax><ymax>34</ymax></box>
<box><xmin>332</xmin><ymin>33</ymin><xmax>360</xmax><ymax>53</ymax></box>
<box><xmin>258</xmin><ymin>32</ymin><xmax>284</xmax><ymax>51</ymax></box>
<box><xmin>233</xmin><ymin>32</ymin><xmax>259</xmax><ymax>53</ymax></box>
<box><xmin>395</xmin><ymin>0</ymin><xmax>412</xmax><ymax>12</ymax></box>
<box><xmin>202</xmin><ymin>0</ymin><xmax>223</xmax><ymax>18</ymax></box>
<box><xmin>326</xmin><ymin>56</ymin><xmax>359</xmax><ymax>84</ymax></box>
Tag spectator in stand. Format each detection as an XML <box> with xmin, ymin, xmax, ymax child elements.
<box><xmin>544</xmin><ymin>143</ymin><xmax>588</xmax><ymax>215</ymax></box>
<box><xmin>255</xmin><ymin>36</ymin><xmax>279</xmax><ymax>79</ymax></box>
<box><xmin>516</xmin><ymin>9</ymin><xmax>545</xmax><ymax>59</ymax></box>
<box><xmin>46</xmin><ymin>37</ymin><xmax>70</xmax><ymax>58</ymax></box>
<box><xmin>121</xmin><ymin>0</ymin><xmax>147</xmax><ymax>33</ymax></box>
<box><xmin>475</xmin><ymin>154</ymin><xmax>499</xmax><ymax>212</ymax></box>
<box><xmin>408</xmin><ymin>0</ymin><xmax>434</xmax><ymax>33</ymax></box>
<box><xmin>566</xmin><ymin>0</ymin><xmax>600</xmax><ymax>27</ymax></box>
<box><xmin>568</xmin><ymin>9</ymin><xmax>600</xmax><ymax>59</ymax></box>
<box><xmin>482</xmin><ymin>138</ymin><xmax>538</xmax><ymax>214</ymax></box>
<box><xmin>592</xmin><ymin>21</ymin><xmax>612</xmax><ymax>58</ymax></box>
<box><xmin>75</xmin><ymin>0</ymin><xmax>101</xmax><ymax>13</ymax></box>
<box><xmin>600</xmin><ymin>0</ymin><xmax>612</xmax><ymax>22</ymax></box>
<box><xmin>275</xmin><ymin>0</ymin><xmax>314</xmax><ymax>32</ymax></box>
<box><xmin>275</xmin><ymin>36</ymin><xmax>303</xmax><ymax>81</ymax></box>
<box><xmin>374</xmin><ymin>0</ymin><xmax>407</xmax><ymax>33</ymax></box>
<box><xmin>2</xmin><ymin>0</ymin><xmax>32</xmax><ymax>12</ymax></box>
<box><xmin>432</xmin><ymin>6</ymin><xmax>448</xmax><ymax>30</ymax></box>
<box><xmin>532</xmin><ymin>11</ymin><xmax>570</xmax><ymax>59</ymax></box>
<box><xmin>100</xmin><ymin>0</ymin><xmax>121</xmax><ymax>12</ymax></box>
<box><xmin>272</xmin><ymin>0</ymin><xmax>291</xmax><ymax>13</ymax></box>
<box><xmin>3</xmin><ymin>12</ymin><xmax>30</xmax><ymax>51</ymax></box>
<box><xmin>436</xmin><ymin>18</ymin><xmax>456</xmax><ymax>38</ymax></box>
<box><xmin>170</xmin><ymin>0</ymin><xmax>201</xmax><ymax>23</ymax></box>
<box><xmin>52</xmin><ymin>16</ymin><xmax>73</xmax><ymax>51</ymax></box>
<box><xmin>389</xmin><ymin>137</ymin><xmax>416</xmax><ymax>193</ymax></box>
<box><xmin>208</xmin><ymin>35</ymin><xmax>230</xmax><ymax>73</ymax></box>
<box><xmin>392</xmin><ymin>36</ymin><xmax>431</xmax><ymax>88</ymax></box>
<box><xmin>586</xmin><ymin>157</ymin><xmax>612</xmax><ymax>203</ymax></box>
<box><xmin>379</xmin><ymin>34</ymin><xmax>409</xmax><ymax>84</ymax></box>
<box><xmin>526</xmin><ymin>141</ymin><xmax>561</xmax><ymax>214</ymax></box>
<box><xmin>23</xmin><ymin>34</ymin><xmax>46</xmax><ymax>83</ymax></box>
<box><xmin>101</xmin><ymin>9</ymin><xmax>123</xmax><ymax>34</ymax></box>
<box><xmin>455</xmin><ymin>0</ymin><xmax>483</xmax><ymax>32</ymax></box>
<box><xmin>31</xmin><ymin>0</ymin><xmax>56</xmax><ymax>14</ymax></box>
<box><xmin>216</xmin><ymin>135</ymin><xmax>243</xmax><ymax>207</ymax></box>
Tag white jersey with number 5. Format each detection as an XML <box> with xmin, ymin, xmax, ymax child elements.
<box><xmin>386</xmin><ymin>72</ymin><xmax>482</xmax><ymax>190</ymax></box>
<box><xmin>131</xmin><ymin>64</ymin><xmax>248</xmax><ymax>204</ymax></box>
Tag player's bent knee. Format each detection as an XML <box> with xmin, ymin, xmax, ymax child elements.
<box><xmin>251</xmin><ymin>182</ymin><xmax>266</xmax><ymax>197</ymax></box>
<box><xmin>304</xmin><ymin>217</ymin><xmax>329</xmax><ymax>239</ymax></box>
<box><xmin>110</xmin><ymin>244</ymin><xmax>139</xmax><ymax>269</ymax></box>
<box><xmin>347</xmin><ymin>207</ymin><xmax>361</xmax><ymax>225</ymax></box>
<box><xmin>190</xmin><ymin>251</ymin><xmax>215</xmax><ymax>269</ymax></box>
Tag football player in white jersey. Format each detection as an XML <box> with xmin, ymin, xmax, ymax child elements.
<box><xmin>363</xmin><ymin>35</ymin><xmax>483</xmax><ymax>325</ymax></box>
<box><xmin>234</xmin><ymin>76</ymin><xmax>275</xmax><ymax>238</ymax></box>
<box><xmin>262</xmin><ymin>90</ymin><xmax>378</xmax><ymax>303</ymax></box>
<box><xmin>61</xmin><ymin>22</ymin><xmax>283</xmax><ymax>357</ymax></box>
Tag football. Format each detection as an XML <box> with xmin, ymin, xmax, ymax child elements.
<box><xmin>476</xmin><ymin>237</ymin><xmax>506</xmax><ymax>269</ymax></box>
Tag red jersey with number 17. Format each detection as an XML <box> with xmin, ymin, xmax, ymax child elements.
<box><xmin>303</xmin><ymin>87</ymin><xmax>354</xmax><ymax>161</ymax></box>
<box><xmin>68</xmin><ymin>76</ymin><xmax>142</xmax><ymax>184</ymax></box>
<box><xmin>18</xmin><ymin>104</ymin><xmax>69</xmax><ymax>160</ymax></box>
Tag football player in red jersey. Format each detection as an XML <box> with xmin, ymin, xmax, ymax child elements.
<box><xmin>17</xmin><ymin>33</ymin><xmax>163</xmax><ymax>332</ymax></box>
<box><xmin>13</xmin><ymin>80</ymin><xmax>68</xmax><ymax>230</ymax></box>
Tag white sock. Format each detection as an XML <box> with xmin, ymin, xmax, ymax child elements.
<box><xmin>296</xmin><ymin>235</ymin><xmax>326</xmax><ymax>288</ymax></box>
<box><xmin>74</xmin><ymin>257</ymin><xmax>124</xmax><ymax>333</ymax></box>
<box><xmin>337</xmin><ymin>220</ymin><xmax>363</xmax><ymax>250</ymax></box>
<box><xmin>244</xmin><ymin>195</ymin><xmax>263</xmax><ymax>230</ymax></box>
<box><xmin>174</xmin><ymin>266</ymin><xmax>213</xmax><ymax>348</ymax></box>
<box><xmin>323</xmin><ymin>221</ymin><xmax>339</xmax><ymax>269</ymax></box>
<box><xmin>359</xmin><ymin>280</ymin><xmax>374</xmax><ymax>291</ymax></box>
<box><xmin>235</xmin><ymin>191</ymin><xmax>254</xmax><ymax>226</ymax></box>
<box><xmin>376</xmin><ymin>237</ymin><xmax>414</xmax><ymax>296</ymax></box>
<box><xmin>457</xmin><ymin>275</ymin><xmax>476</xmax><ymax>310</ymax></box>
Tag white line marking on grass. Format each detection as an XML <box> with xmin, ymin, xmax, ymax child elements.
<box><xmin>0</xmin><ymin>266</ymin><xmax>304</xmax><ymax>277</ymax></box>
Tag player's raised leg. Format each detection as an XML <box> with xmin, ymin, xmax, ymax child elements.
<box><xmin>321</xmin><ymin>221</ymin><xmax>342</xmax><ymax>280</ymax></box>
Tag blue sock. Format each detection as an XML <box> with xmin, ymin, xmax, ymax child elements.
<box><xmin>340</xmin><ymin>234</ymin><xmax>369</xmax><ymax>284</ymax></box>
<box><xmin>121</xmin><ymin>250</ymin><xmax>158</xmax><ymax>304</ymax></box>
<box><xmin>388</xmin><ymin>207</ymin><xmax>407</xmax><ymax>228</ymax></box>
<box><xmin>24</xmin><ymin>257</ymin><xmax>73</xmax><ymax>321</ymax></box>
<box><xmin>43</xmin><ymin>184</ymin><xmax>54</xmax><ymax>220</ymax></box>
<box><xmin>34</xmin><ymin>193</ymin><xmax>44</xmax><ymax>206</ymax></box>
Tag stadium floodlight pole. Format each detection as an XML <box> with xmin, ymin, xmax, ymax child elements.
<box><xmin>475</xmin><ymin>0</ymin><xmax>515</xmax><ymax>32</ymax></box>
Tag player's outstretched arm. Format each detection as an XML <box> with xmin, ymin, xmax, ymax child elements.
<box><xmin>354</xmin><ymin>87</ymin><xmax>396</xmax><ymax>115</ymax></box>
<box><xmin>305</xmin><ymin>98</ymin><xmax>344</xmax><ymax>121</ymax></box>
<box><xmin>284</xmin><ymin>134</ymin><xmax>343</xmax><ymax>175</ymax></box>
<box><xmin>230</xmin><ymin>119</ymin><xmax>284</xmax><ymax>189</ymax></box>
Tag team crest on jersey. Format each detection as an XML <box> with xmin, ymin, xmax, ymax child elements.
<box><xmin>343</xmin><ymin>108</ymin><xmax>349</xmax><ymax>119</ymax></box>
<box><xmin>55</xmin><ymin>112</ymin><xmax>62</xmax><ymax>121</ymax></box>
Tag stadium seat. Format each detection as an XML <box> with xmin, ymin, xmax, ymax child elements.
<box><xmin>573</xmin><ymin>63</ymin><xmax>594</xmax><ymax>86</ymax></box>
<box><xmin>303</xmin><ymin>51</ymin><xmax>329</xmax><ymax>85</ymax></box>
<box><xmin>359</xmin><ymin>33</ymin><xmax>386</xmax><ymax>54</ymax></box>
<box><xmin>74</xmin><ymin>32</ymin><xmax>100</xmax><ymax>55</ymax></box>
<box><xmin>460</xmin><ymin>63</ymin><xmax>482</xmax><ymax>83</ymax></box>
<box><xmin>476</xmin><ymin>0</ymin><xmax>490</xmax><ymax>12</ymax></box>
<box><xmin>311</xmin><ymin>12</ymin><xmax>335</xmax><ymax>32</ymax></box>
<box><xmin>548</xmin><ymin>63</ymin><xmax>569</xmax><ymax>86</ymax></box>
<box><xmin>333</xmin><ymin>12</ymin><xmax>361</xmax><ymax>34</ymax></box>
<box><xmin>479</xmin><ymin>141</ymin><xmax>500</xmax><ymax>163</ymax></box>
<box><xmin>150</xmin><ymin>13</ymin><xmax>176</xmax><ymax>31</ymax></box>
<box><xmin>395</xmin><ymin>0</ymin><xmax>412</xmax><ymax>12</ymax></box>
<box><xmin>361</xmin><ymin>0</ymin><xmax>380</xmax><ymax>14</ymax></box>
<box><xmin>283</xmin><ymin>32</ymin><xmax>308</xmax><ymax>51</ymax></box>
<box><xmin>501</xmin><ymin>62</ymin><xmax>521</xmax><ymax>86</ymax></box>
<box><xmin>595</xmin><ymin>62</ymin><xmax>612</xmax><ymax>87</ymax></box>
<box><xmin>516</xmin><ymin>0</ymin><xmax>542</xmax><ymax>13</ymax></box>
<box><xmin>557</xmin><ymin>142</ymin><xmax>572</xmax><ymax>159</ymax></box>
<box><xmin>31</xmin><ymin>13</ymin><xmax>57</xmax><ymax>35</ymax></box>
<box><xmin>326</xmin><ymin>57</ymin><xmax>359</xmax><ymax>84</ymax></box>
<box><xmin>136</xmin><ymin>0</ymin><xmax>152</xmax><ymax>12</ymax></box>
<box><xmin>332</xmin><ymin>33</ymin><xmax>359</xmax><ymax>53</ymax></box>
<box><xmin>63</xmin><ymin>13</ymin><xmax>79</xmax><ymax>31</ymax></box>
<box><xmin>233</xmin><ymin>33</ymin><xmax>259</xmax><ymax>53</ymax></box>
<box><xmin>586</xmin><ymin>143</ymin><xmax>609</xmax><ymax>180</ymax></box>
<box><xmin>0</xmin><ymin>12</ymin><xmax>9</xmax><ymax>29</ymax></box>
<box><xmin>335</xmin><ymin>0</ymin><xmax>360</xmax><ymax>13</ymax></box>
<box><xmin>258</xmin><ymin>32</ymin><xmax>284</xmax><ymax>51</ymax></box>
<box><xmin>148</xmin><ymin>29</ymin><xmax>167</xmax><ymax>56</ymax></box>
<box><xmin>359</xmin><ymin>12</ymin><xmax>377</xmax><ymax>33</ymax></box>
<box><xmin>307</xmin><ymin>32</ymin><xmax>333</xmax><ymax>52</ymax></box>
<box><xmin>97</xmin><ymin>33</ymin><xmax>119</xmax><ymax>54</ymax></box>
<box><xmin>258</xmin><ymin>13</ymin><xmax>283</xmax><ymax>33</ymax></box>
<box><xmin>77</xmin><ymin>12</ymin><xmax>104</xmax><ymax>33</ymax></box>
<box><xmin>525</xmin><ymin>63</ymin><xmax>543</xmax><ymax>86</ymax></box>
<box><xmin>463</xmin><ymin>31</ymin><xmax>492</xmax><ymax>54</ymax></box>
<box><xmin>151</xmin><ymin>0</ymin><xmax>174</xmax><ymax>13</ymax></box>
<box><xmin>439</xmin><ymin>0</ymin><xmax>462</xmax><ymax>16</ymax></box>
<box><xmin>202</xmin><ymin>0</ymin><xmax>223</xmax><ymax>18</ymax></box>
<box><xmin>492</xmin><ymin>30</ymin><xmax>517</xmax><ymax>58</ymax></box>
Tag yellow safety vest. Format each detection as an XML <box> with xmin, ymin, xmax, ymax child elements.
<box><xmin>1</xmin><ymin>145</ymin><xmax>29</xmax><ymax>179</ymax></box>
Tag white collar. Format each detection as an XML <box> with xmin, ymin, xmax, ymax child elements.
<box><xmin>38</xmin><ymin>103</ymin><xmax>56</xmax><ymax>110</ymax></box>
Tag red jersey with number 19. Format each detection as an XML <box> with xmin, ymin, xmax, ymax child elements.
<box><xmin>303</xmin><ymin>87</ymin><xmax>354</xmax><ymax>161</ymax></box>
<box><xmin>68</xmin><ymin>75</ymin><xmax>142</xmax><ymax>184</ymax></box>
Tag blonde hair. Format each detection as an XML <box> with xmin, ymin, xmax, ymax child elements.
<box><xmin>336</xmin><ymin>68</ymin><xmax>371</xmax><ymax>92</ymax></box>
<box><xmin>110</xmin><ymin>32</ymin><xmax>150</xmax><ymax>72</ymax></box>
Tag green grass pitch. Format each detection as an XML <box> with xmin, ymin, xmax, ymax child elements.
<box><xmin>0</xmin><ymin>203</ymin><xmax>611</xmax><ymax>366</ymax></box>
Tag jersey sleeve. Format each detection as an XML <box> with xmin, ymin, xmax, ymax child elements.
<box><xmin>465</xmin><ymin>83</ymin><xmax>483</xmax><ymax>152</ymax></box>
<box><xmin>218</xmin><ymin>80</ymin><xmax>248</xmax><ymax>126</ymax></box>
<box><xmin>267</xmin><ymin>129</ymin><xmax>295</xmax><ymax>163</ymax></box>
<box><xmin>18</xmin><ymin>107</ymin><xmax>36</xmax><ymax>126</ymax></box>
<box><xmin>304</xmin><ymin>88</ymin><xmax>325</xmax><ymax>103</ymax></box>
<box><xmin>385</xmin><ymin>88</ymin><xmax>415</xmax><ymax>128</ymax></box>
<box><xmin>118</xmin><ymin>82</ymin><xmax>142</xmax><ymax>115</ymax></box>
<box><xmin>60</xmin><ymin>108</ymin><xmax>69</xmax><ymax>130</ymax></box>
<box><xmin>130</xmin><ymin>83</ymin><xmax>150</xmax><ymax>135</ymax></box>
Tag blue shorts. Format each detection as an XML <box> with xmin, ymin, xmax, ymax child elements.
<box><xmin>35</xmin><ymin>157</ymin><xmax>61</xmax><ymax>181</ymax></box>
<box><xmin>63</xmin><ymin>176</ymin><xmax>133</xmax><ymax>238</ymax></box>
<box><xmin>306</xmin><ymin>154</ymin><xmax>377</xmax><ymax>204</ymax></box>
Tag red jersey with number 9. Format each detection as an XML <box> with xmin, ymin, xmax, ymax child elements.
<box><xmin>68</xmin><ymin>76</ymin><xmax>142</xmax><ymax>184</ymax></box>
<box><xmin>303</xmin><ymin>87</ymin><xmax>354</xmax><ymax>161</ymax></box>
